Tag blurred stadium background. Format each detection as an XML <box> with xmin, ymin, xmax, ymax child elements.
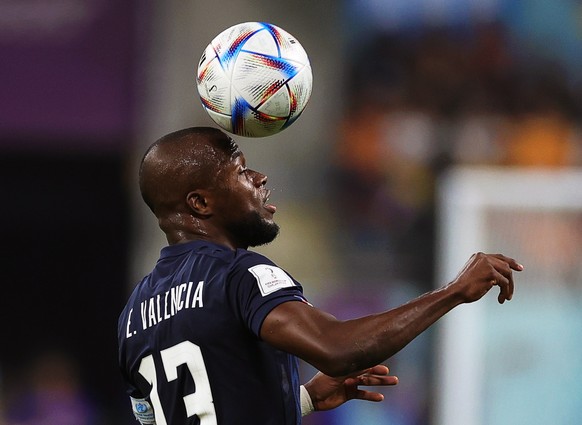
<box><xmin>1</xmin><ymin>0</ymin><xmax>581</xmax><ymax>424</ymax></box>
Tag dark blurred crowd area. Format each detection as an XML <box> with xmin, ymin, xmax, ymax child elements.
<box><xmin>0</xmin><ymin>154</ymin><xmax>132</xmax><ymax>425</ymax></box>
<box><xmin>0</xmin><ymin>1</ymin><xmax>137</xmax><ymax>423</ymax></box>
<box><xmin>330</xmin><ymin>22</ymin><xmax>582</xmax><ymax>289</ymax></box>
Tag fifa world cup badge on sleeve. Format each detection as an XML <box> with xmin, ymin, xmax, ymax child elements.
<box><xmin>131</xmin><ymin>397</ymin><xmax>156</xmax><ymax>425</ymax></box>
<box><xmin>248</xmin><ymin>264</ymin><xmax>295</xmax><ymax>296</ymax></box>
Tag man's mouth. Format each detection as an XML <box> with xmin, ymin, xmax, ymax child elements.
<box><xmin>263</xmin><ymin>190</ymin><xmax>277</xmax><ymax>214</ymax></box>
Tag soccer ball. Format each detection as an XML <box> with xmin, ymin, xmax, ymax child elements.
<box><xmin>196</xmin><ymin>22</ymin><xmax>313</xmax><ymax>138</ymax></box>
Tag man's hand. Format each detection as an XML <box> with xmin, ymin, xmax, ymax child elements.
<box><xmin>303</xmin><ymin>365</ymin><xmax>399</xmax><ymax>412</ymax></box>
<box><xmin>450</xmin><ymin>252</ymin><xmax>524</xmax><ymax>304</ymax></box>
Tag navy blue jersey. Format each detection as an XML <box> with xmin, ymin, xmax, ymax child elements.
<box><xmin>118</xmin><ymin>241</ymin><xmax>309</xmax><ymax>425</ymax></box>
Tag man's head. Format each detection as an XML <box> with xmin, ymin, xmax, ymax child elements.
<box><xmin>139</xmin><ymin>127</ymin><xmax>279</xmax><ymax>249</ymax></box>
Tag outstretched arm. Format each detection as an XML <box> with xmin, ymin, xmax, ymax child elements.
<box><xmin>261</xmin><ymin>252</ymin><xmax>523</xmax><ymax>377</ymax></box>
<box><xmin>302</xmin><ymin>364</ymin><xmax>399</xmax><ymax>415</ymax></box>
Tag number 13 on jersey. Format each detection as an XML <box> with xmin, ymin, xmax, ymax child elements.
<box><xmin>136</xmin><ymin>341</ymin><xmax>217</xmax><ymax>425</ymax></box>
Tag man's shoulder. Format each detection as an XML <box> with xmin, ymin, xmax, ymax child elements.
<box><xmin>232</xmin><ymin>248</ymin><xmax>276</xmax><ymax>268</ymax></box>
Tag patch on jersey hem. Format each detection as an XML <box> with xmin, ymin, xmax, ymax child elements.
<box><xmin>130</xmin><ymin>397</ymin><xmax>156</xmax><ymax>424</ymax></box>
<box><xmin>248</xmin><ymin>264</ymin><xmax>296</xmax><ymax>296</ymax></box>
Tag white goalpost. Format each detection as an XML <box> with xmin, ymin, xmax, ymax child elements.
<box><xmin>434</xmin><ymin>166</ymin><xmax>582</xmax><ymax>425</ymax></box>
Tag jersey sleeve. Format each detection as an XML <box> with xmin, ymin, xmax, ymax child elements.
<box><xmin>227</xmin><ymin>251</ymin><xmax>309</xmax><ymax>338</ymax></box>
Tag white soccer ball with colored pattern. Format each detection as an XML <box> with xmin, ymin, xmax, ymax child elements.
<box><xmin>196</xmin><ymin>22</ymin><xmax>313</xmax><ymax>138</ymax></box>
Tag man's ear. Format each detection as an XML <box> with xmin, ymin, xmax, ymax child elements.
<box><xmin>186</xmin><ymin>190</ymin><xmax>212</xmax><ymax>217</ymax></box>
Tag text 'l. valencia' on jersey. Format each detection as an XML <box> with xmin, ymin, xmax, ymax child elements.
<box><xmin>118</xmin><ymin>240</ymin><xmax>310</xmax><ymax>425</ymax></box>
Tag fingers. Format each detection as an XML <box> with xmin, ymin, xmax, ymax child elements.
<box><xmin>489</xmin><ymin>253</ymin><xmax>524</xmax><ymax>272</ymax></box>
<box><xmin>495</xmin><ymin>275</ymin><xmax>510</xmax><ymax>304</ymax></box>
<box><xmin>348</xmin><ymin>365</ymin><xmax>399</xmax><ymax>387</ymax></box>
<box><xmin>355</xmin><ymin>373</ymin><xmax>399</xmax><ymax>387</ymax></box>
<box><xmin>344</xmin><ymin>364</ymin><xmax>388</xmax><ymax>380</ymax></box>
<box><xmin>497</xmin><ymin>268</ymin><xmax>515</xmax><ymax>304</ymax></box>
<box><xmin>354</xmin><ymin>389</ymin><xmax>386</xmax><ymax>402</ymax></box>
<box><xmin>486</xmin><ymin>254</ymin><xmax>523</xmax><ymax>304</ymax></box>
<box><xmin>340</xmin><ymin>364</ymin><xmax>398</xmax><ymax>404</ymax></box>
<box><xmin>489</xmin><ymin>271</ymin><xmax>511</xmax><ymax>304</ymax></box>
<box><xmin>366</xmin><ymin>364</ymin><xmax>389</xmax><ymax>375</ymax></box>
<box><xmin>350</xmin><ymin>372</ymin><xmax>398</xmax><ymax>402</ymax></box>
